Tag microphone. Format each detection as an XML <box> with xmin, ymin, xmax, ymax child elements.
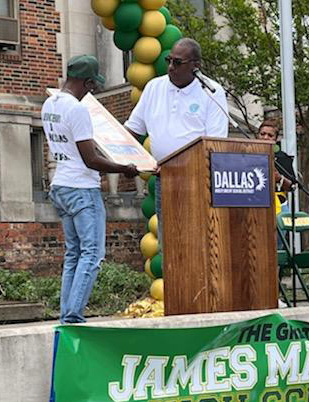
<box><xmin>192</xmin><ymin>68</ymin><xmax>216</xmax><ymax>93</ymax></box>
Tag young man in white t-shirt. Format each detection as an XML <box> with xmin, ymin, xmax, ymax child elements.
<box><xmin>42</xmin><ymin>55</ymin><xmax>138</xmax><ymax>323</ymax></box>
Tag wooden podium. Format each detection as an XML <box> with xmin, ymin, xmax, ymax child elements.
<box><xmin>159</xmin><ymin>137</ymin><xmax>278</xmax><ymax>316</ymax></box>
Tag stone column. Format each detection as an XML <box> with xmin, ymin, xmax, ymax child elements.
<box><xmin>95</xmin><ymin>17</ymin><xmax>124</xmax><ymax>89</ymax></box>
<box><xmin>135</xmin><ymin>176</ymin><xmax>145</xmax><ymax>197</ymax></box>
<box><xmin>107</xmin><ymin>173</ymin><xmax>119</xmax><ymax>195</ymax></box>
<box><xmin>47</xmin><ymin>151</ymin><xmax>56</xmax><ymax>184</ymax></box>
<box><xmin>0</xmin><ymin>115</ymin><xmax>35</xmax><ymax>221</ymax></box>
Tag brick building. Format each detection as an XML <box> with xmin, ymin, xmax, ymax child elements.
<box><xmin>0</xmin><ymin>0</ymin><xmax>146</xmax><ymax>274</ymax></box>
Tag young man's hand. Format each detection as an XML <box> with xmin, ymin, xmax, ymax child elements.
<box><xmin>123</xmin><ymin>164</ymin><xmax>139</xmax><ymax>178</ymax></box>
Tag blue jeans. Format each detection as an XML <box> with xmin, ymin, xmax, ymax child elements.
<box><xmin>49</xmin><ymin>186</ymin><xmax>106</xmax><ymax>323</ymax></box>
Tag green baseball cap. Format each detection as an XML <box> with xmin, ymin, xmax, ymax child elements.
<box><xmin>67</xmin><ymin>55</ymin><xmax>105</xmax><ymax>85</ymax></box>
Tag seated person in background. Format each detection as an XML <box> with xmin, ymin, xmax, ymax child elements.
<box><xmin>257</xmin><ymin>119</ymin><xmax>296</xmax><ymax>248</ymax></box>
<box><xmin>257</xmin><ymin>119</ymin><xmax>295</xmax><ymax>193</ymax></box>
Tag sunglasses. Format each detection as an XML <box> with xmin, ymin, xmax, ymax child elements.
<box><xmin>165</xmin><ymin>56</ymin><xmax>194</xmax><ymax>67</ymax></box>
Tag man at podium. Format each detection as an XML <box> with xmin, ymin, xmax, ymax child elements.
<box><xmin>125</xmin><ymin>38</ymin><xmax>229</xmax><ymax>244</ymax></box>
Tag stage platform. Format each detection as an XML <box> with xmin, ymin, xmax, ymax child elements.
<box><xmin>1</xmin><ymin>306</ymin><xmax>309</xmax><ymax>402</ymax></box>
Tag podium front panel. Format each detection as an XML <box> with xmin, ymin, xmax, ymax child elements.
<box><xmin>160</xmin><ymin>138</ymin><xmax>277</xmax><ymax>315</ymax></box>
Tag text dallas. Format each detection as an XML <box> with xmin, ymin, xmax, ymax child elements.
<box><xmin>213</xmin><ymin>167</ymin><xmax>267</xmax><ymax>194</ymax></box>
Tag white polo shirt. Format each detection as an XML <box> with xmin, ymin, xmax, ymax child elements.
<box><xmin>125</xmin><ymin>75</ymin><xmax>228</xmax><ymax>161</ymax></box>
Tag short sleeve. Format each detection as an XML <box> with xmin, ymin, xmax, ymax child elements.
<box><xmin>68</xmin><ymin>103</ymin><xmax>93</xmax><ymax>142</ymax></box>
<box><xmin>124</xmin><ymin>82</ymin><xmax>151</xmax><ymax>135</ymax></box>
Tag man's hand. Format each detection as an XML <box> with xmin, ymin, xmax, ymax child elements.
<box><xmin>123</xmin><ymin>164</ymin><xmax>139</xmax><ymax>178</ymax></box>
<box><xmin>153</xmin><ymin>165</ymin><xmax>161</xmax><ymax>176</ymax></box>
<box><xmin>275</xmin><ymin>169</ymin><xmax>292</xmax><ymax>191</ymax></box>
<box><xmin>274</xmin><ymin>169</ymin><xmax>282</xmax><ymax>183</ymax></box>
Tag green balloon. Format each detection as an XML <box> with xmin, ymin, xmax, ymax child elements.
<box><xmin>148</xmin><ymin>175</ymin><xmax>156</xmax><ymax>197</ymax></box>
<box><xmin>138</xmin><ymin>133</ymin><xmax>148</xmax><ymax>144</ymax></box>
<box><xmin>154</xmin><ymin>49</ymin><xmax>170</xmax><ymax>76</ymax></box>
<box><xmin>113</xmin><ymin>30</ymin><xmax>139</xmax><ymax>51</ymax></box>
<box><xmin>114</xmin><ymin>3</ymin><xmax>143</xmax><ymax>32</ymax></box>
<box><xmin>158</xmin><ymin>24</ymin><xmax>182</xmax><ymax>50</ymax></box>
<box><xmin>141</xmin><ymin>195</ymin><xmax>155</xmax><ymax>219</ymax></box>
<box><xmin>150</xmin><ymin>253</ymin><xmax>162</xmax><ymax>278</ymax></box>
<box><xmin>159</xmin><ymin>6</ymin><xmax>171</xmax><ymax>24</ymax></box>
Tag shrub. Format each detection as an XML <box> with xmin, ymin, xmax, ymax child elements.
<box><xmin>0</xmin><ymin>262</ymin><xmax>151</xmax><ymax>318</ymax></box>
<box><xmin>89</xmin><ymin>262</ymin><xmax>151</xmax><ymax>315</ymax></box>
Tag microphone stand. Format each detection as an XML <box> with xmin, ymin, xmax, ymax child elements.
<box><xmin>291</xmin><ymin>187</ymin><xmax>297</xmax><ymax>306</ymax></box>
<box><xmin>233</xmin><ymin>121</ymin><xmax>309</xmax><ymax>307</ymax></box>
<box><xmin>272</xmin><ymin>159</ymin><xmax>309</xmax><ymax>306</ymax></box>
<box><xmin>197</xmin><ymin>80</ymin><xmax>252</xmax><ymax>139</ymax></box>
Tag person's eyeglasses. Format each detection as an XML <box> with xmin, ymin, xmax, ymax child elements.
<box><xmin>165</xmin><ymin>56</ymin><xmax>194</xmax><ymax>67</ymax></box>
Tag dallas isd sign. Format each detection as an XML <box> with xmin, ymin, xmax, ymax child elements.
<box><xmin>210</xmin><ymin>152</ymin><xmax>271</xmax><ymax>207</ymax></box>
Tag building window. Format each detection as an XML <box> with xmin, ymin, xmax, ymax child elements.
<box><xmin>31</xmin><ymin>127</ymin><xmax>47</xmax><ymax>202</ymax></box>
<box><xmin>123</xmin><ymin>51</ymin><xmax>133</xmax><ymax>82</ymax></box>
<box><xmin>0</xmin><ymin>0</ymin><xmax>14</xmax><ymax>17</ymax></box>
<box><xmin>0</xmin><ymin>0</ymin><xmax>20</xmax><ymax>53</ymax></box>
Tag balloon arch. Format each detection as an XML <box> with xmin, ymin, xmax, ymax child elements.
<box><xmin>91</xmin><ymin>0</ymin><xmax>183</xmax><ymax>303</ymax></box>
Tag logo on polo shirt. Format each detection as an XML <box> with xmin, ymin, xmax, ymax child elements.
<box><xmin>189</xmin><ymin>103</ymin><xmax>199</xmax><ymax>113</ymax></box>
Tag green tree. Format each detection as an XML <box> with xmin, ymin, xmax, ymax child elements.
<box><xmin>169</xmin><ymin>0</ymin><xmax>309</xmax><ymax>210</ymax></box>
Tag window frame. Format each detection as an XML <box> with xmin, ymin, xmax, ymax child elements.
<box><xmin>31</xmin><ymin>127</ymin><xmax>48</xmax><ymax>202</ymax></box>
<box><xmin>0</xmin><ymin>0</ymin><xmax>20</xmax><ymax>55</ymax></box>
<box><xmin>0</xmin><ymin>0</ymin><xmax>13</xmax><ymax>17</ymax></box>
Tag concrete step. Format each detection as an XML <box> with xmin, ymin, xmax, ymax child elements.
<box><xmin>0</xmin><ymin>302</ymin><xmax>44</xmax><ymax>323</ymax></box>
<box><xmin>0</xmin><ymin>307</ymin><xmax>309</xmax><ymax>402</ymax></box>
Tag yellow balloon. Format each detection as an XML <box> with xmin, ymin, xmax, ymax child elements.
<box><xmin>101</xmin><ymin>16</ymin><xmax>116</xmax><ymax>30</ymax></box>
<box><xmin>127</xmin><ymin>62</ymin><xmax>156</xmax><ymax>90</ymax></box>
<box><xmin>139</xmin><ymin>10</ymin><xmax>166</xmax><ymax>37</ymax></box>
<box><xmin>138</xmin><ymin>0</ymin><xmax>167</xmax><ymax>10</ymax></box>
<box><xmin>91</xmin><ymin>0</ymin><xmax>119</xmax><ymax>17</ymax></box>
<box><xmin>148</xmin><ymin>214</ymin><xmax>158</xmax><ymax>237</ymax></box>
<box><xmin>145</xmin><ymin>258</ymin><xmax>155</xmax><ymax>279</ymax></box>
<box><xmin>133</xmin><ymin>37</ymin><xmax>162</xmax><ymax>64</ymax></box>
<box><xmin>130</xmin><ymin>87</ymin><xmax>142</xmax><ymax>105</ymax></box>
<box><xmin>140</xmin><ymin>232</ymin><xmax>159</xmax><ymax>259</ymax></box>
<box><xmin>143</xmin><ymin>136</ymin><xmax>151</xmax><ymax>153</ymax></box>
<box><xmin>150</xmin><ymin>278</ymin><xmax>164</xmax><ymax>301</ymax></box>
<box><xmin>139</xmin><ymin>172</ymin><xmax>152</xmax><ymax>181</ymax></box>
